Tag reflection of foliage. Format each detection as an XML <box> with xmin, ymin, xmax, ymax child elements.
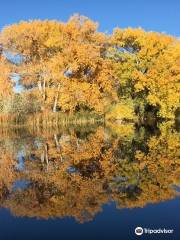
<box><xmin>0</xmin><ymin>151</ymin><xmax>16</xmax><ymax>202</ymax></box>
<box><xmin>0</xmin><ymin>123</ymin><xmax>179</xmax><ymax>222</ymax></box>
<box><xmin>106</xmin><ymin>122</ymin><xmax>135</xmax><ymax>140</ymax></box>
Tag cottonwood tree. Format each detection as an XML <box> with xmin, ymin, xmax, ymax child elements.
<box><xmin>111</xmin><ymin>28</ymin><xmax>179</xmax><ymax>119</ymax></box>
<box><xmin>0</xmin><ymin>16</ymin><xmax>117</xmax><ymax>114</ymax></box>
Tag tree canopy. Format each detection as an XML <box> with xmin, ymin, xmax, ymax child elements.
<box><xmin>0</xmin><ymin>15</ymin><xmax>179</xmax><ymax>120</ymax></box>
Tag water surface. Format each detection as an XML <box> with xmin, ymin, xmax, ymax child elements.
<box><xmin>0</xmin><ymin>122</ymin><xmax>179</xmax><ymax>239</ymax></box>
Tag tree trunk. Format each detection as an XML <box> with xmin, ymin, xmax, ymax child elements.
<box><xmin>53</xmin><ymin>84</ymin><xmax>60</xmax><ymax>112</ymax></box>
<box><xmin>43</xmin><ymin>78</ymin><xmax>46</xmax><ymax>101</ymax></box>
<box><xmin>0</xmin><ymin>44</ymin><xmax>3</xmax><ymax>59</ymax></box>
<box><xmin>38</xmin><ymin>80</ymin><xmax>42</xmax><ymax>92</ymax></box>
<box><xmin>53</xmin><ymin>97</ymin><xmax>58</xmax><ymax>113</ymax></box>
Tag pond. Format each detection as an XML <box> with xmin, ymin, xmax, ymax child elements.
<box><xmin>0</xmin><ymin>122</ymin><xmax>179</xmax><ymax>240</ymax></box>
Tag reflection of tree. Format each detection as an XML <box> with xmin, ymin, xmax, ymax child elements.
<box><xmin>112</xmin><ymin>122</ymin><xmax>180</xmax><ymax>209</ymax></box>
<box><xmin>3</xmin><ymin>127</ymin><xmax>118</xmax><ymax>222</ymax></box>
<box><xmin>0</xmin><ymin>151</ymin><xmax>16</xmax><ymax>203</ymax></box>
<box><xmin>0</xmin><ymin>122</ymin><xmax>179</xmax><ymax>223</ymax></box>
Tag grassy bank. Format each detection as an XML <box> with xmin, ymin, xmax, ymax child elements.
<box><xmin>0</xmin><ymin>111</ymin><xmax>104</xmax><ymax>128</ymax></box>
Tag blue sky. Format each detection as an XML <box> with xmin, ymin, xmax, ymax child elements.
<box><xmin>0</xmin><ymin>0</ymin><xmax>179</xmax><ymax>36</ymax></box>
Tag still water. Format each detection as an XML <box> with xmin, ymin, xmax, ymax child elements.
<box><xmin>0</xmin><ymin>122</ymin><xmax>179</xmax><ymax>240</ymax></box>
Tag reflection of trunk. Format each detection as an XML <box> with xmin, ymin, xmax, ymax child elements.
<box><xmin>45</xmin><ymin>143</ymin><xmax>49</xmax><ymax>165</ymax></box>
<box><xmin>54</xmin><ymin>134</ymin><xmax>60</xmax><ymax>150</ymax></box>
<box><xmin>54</xmin><ymin>134</ymin><xmax>63</xmax><ymax>162</ymax></box>
<box><xmin>41</xmin><ymin>152</ymin><xmax>45</xmax><ymax>163</ymax></box>
<box><xmin>53</xmin><ymin>84</ymin><xmax>60</xmax><ymax>112</ymax></box>
<box><xmin>40</xmin><ymin>143</ymin><xmax>49</xmax><ymax>166</ymax></box>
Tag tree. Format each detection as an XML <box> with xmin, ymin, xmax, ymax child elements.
<box><xmin>0</xmin><ymin>17</ymin><xmax>179</xmax><ymax>119</ymax></box>
<box><xmin>110</xmin><ymin>28</ymin><xmax>179</xmax><ymax>119</ymax></box>
<box><xmin>0</xmin><ymin>55</ymin><xmax>13</xmax><ymax>104</ymax></box>
<box><xmin>0</xmin><ymin>16</ymin><xmax>117</xmax><ymax>114</ymax></box>
<box><xmin>145</xmin><ymin>43</ymin><xmax>180</xmax><ymax>118</ymax></box>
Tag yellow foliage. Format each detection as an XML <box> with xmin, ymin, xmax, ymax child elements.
<box><xmin>0</xmin><ymin>16</ymin><xmax>117</xmax><ymax>113</ymax></box>
<box><xmin>106</xmin><ymin>100</ymin><xmax>135</xmax><ymax>120</ymax></box>
<box><xmin>111</xmin><ymin>28</ymin><xmax>179</xmax><ymax>119</ymax></box>
<box><xmin>0</xmin><ymin>56</ymin><xmax>12</xmax><ymax>100</ymax></box>
<box><xmin>0</xmin><ymin>16</ymin><xmax>179</xmax><ymax>119</ymax></box>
